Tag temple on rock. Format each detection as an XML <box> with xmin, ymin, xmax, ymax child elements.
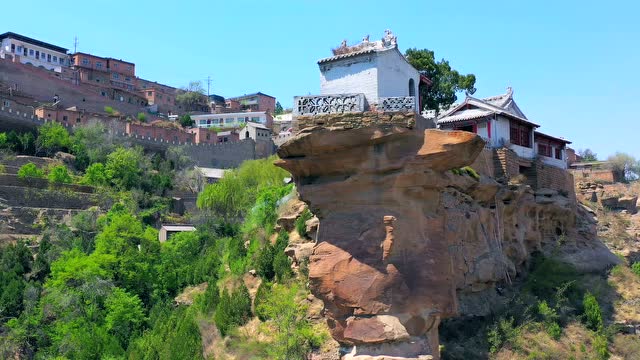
<box><xmin>294</xmin><ymin>30</ymin><xmax>431</xmax><ymax>116</ymax></box>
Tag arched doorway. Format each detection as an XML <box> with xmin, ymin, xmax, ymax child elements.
<box><xmin>408</xmin><ymin>78</ymin><xmax>416</xmax><ymax>97</ymax></box>
<box><xmin>245</xmin><ymin>131</ymin><xmax>250</xmax><ymax>139</ymax></box>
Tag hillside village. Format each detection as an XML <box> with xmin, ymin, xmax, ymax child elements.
<box><xmin>1</xmin><ymin>28</ymin><xmax>640</xmax><ymax>360</ymax></box>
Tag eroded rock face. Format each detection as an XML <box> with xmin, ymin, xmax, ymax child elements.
<box><xmin>276</xmin><ymin>124</ymin><xmax>615</xmax><ymax>360</ymax></box>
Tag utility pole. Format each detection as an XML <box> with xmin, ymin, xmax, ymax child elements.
<box><xmin>73</xmin><ymin>36</ymin><xmax>79</xmax><ymax>54</ymax></box>
<box><xmin>205</xmin><ymin>76</ymin><xmax>212</xmax><ymax>97</ymax></box>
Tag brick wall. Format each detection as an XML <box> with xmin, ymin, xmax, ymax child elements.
<box><xmin>536</xmin><ymin>162</ymin><xmax>576</xmax><ymax>197</ymax></box>
<box><xmin>569</xmin><ymin>169</ymin><xmax>618</xmax><ymax>183</ymax></box>
<box><xmin>187</xmin><ymin>127</ymin><xmax>211</xmax><ymax>144</ymax></box>
<box><xmin>177</xmin><ymin>139</ymin><xmax>256</xmax><ymax>168</ymax></box>
<box><xmin>0</xmin><ymin>58</ymin><xmax>147</xmax><ymax>116</ymax></box>
<box><xmin>127</xmin><ymin>122</ymin><xmax>194</xmax><ymax>143</ymax></box>
<box><xmin>258</xmin><ymin>95</ymin><xmax>276</xmax><ymax>114</ymax></box>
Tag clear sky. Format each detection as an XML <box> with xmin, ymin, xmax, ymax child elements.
<box><xmin>3</xmin><ymin>1</ymin><xmax>639</xmax><ymax>158</ymax></box>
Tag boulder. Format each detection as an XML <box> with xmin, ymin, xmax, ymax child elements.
<box><xmin>618</xmin><ymin>196</ymin><xmax>638</xmax><ymax>214</ymax></box>
<box><xmin>601</xmin><ymin>196</ymin><xmax>619</xmax><ymax>209</ymax></box>
<box><xmin>343</xmin><ymin>315</ymin><xmax>410</xmax><ymax>344</ymax></box>
<box><xmin>276</xmin><ymin>123</ymin><xmax>615</xmax><ymax>360</ymax></box>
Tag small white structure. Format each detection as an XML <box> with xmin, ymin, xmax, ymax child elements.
<box><xmin>0</xmin><ymin>32</ymin><xmax>70</xmax><ymax>72</ymax></box>
<box><xmin>196</xmin><ymin>167</ymin><xmax>228</xmax><ymax>184</ymax></box>
<box><xmin>437</xmin><ymin>88</ymin><xmax>571</xmax><ymax>169</ymax></box>
<box><xmin>317</xmin><ymin>30</ymin><xmax>421</xmax><ymax>112</ymax></box>
<box><xmin>294</xmin><ymin>30</ymin><xmax>429</xmax><ymax>116</ymax></box>
<box><xmin>243</xmin><ymin>121</ymin><xmax>271</xmax><ymax>140</ymax></box>
<box><xmin>159</xmin><ymin>224</ymin><xmax>196</xmax><ymax>243</ymax></box>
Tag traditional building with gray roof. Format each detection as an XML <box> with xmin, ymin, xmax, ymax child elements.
<box><xmin>437</xmin><ymin>87</ymin><xmax>571</xmax><ymax>169</ymax></box>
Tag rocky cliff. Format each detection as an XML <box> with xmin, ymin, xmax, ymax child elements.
<box><xmin>275</xmin><ymin>114</ymin><xmax>617</xmax><ymax>360</ymax></box>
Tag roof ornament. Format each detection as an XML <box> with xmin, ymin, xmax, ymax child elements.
<box><xmin>382</xmin><ymin>29</ymin><xmax>397</xmax><ymax>48</ymax></box>
<box><xmin>362</xmin><ymin>34</ymin><xmax>370</xmax><ymax>43</ymax></box>
<box><xmin>506</xmin><ymin>86</ymin><xmax>513</xmax><ymax>95</ymax></box>
<box><xmin>340</xmin><ymin>39</ymin><xmax>348</xmax><ymax>48</ymax></box>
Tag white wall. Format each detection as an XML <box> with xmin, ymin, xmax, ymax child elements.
<box><xmin>477</xmin><ymin>121</ymin><xmax>489</xmax><ymax>140</ymax></box>
<box><xmin>320</xmin><ymin>55</ymin><xmax>378</xmax><ymax>107</ymax></box>
<box><xmin>0</xmin><ymin>38</ymin><xmax>69</xmax><ymax>73</ymax></box>
<box><xmin>540</xmin><ymin>155</ymin><xmax>567</xmax><ymax>169</ymax></box>
<box><xmin>376</xmin><ymin>49</ymin><xmax>420</xmax><ymax>111</ymax></box>
<box><xmin>192</xmin><ymin>112</ymin><xmax>267</xmax><ymax>129</ymax></box>
<box><xmin>509</xmin><ymin>144</ymin><xmax>535</xmax><ymax>159</ymax></box>
<box><xmin>493</xmin><ymin>116</ymin><xmax>511</xmax><ymax>147</ymax></box>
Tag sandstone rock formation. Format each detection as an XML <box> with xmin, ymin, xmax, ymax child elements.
<box><xmin>276</xmin><ymin>120</ymin><xmax>617</xmax><ymax>360</ymax></box>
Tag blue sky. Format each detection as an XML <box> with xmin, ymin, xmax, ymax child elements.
<box><xmin>4</xmin><ymin>1</ymin><xmax>639</xmax><ymax>158</ymax></box>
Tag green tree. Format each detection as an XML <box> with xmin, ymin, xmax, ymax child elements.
<box><xmin>48</xmin><ymin>165</ymin><xmax>73</xmax><ymax>184</ymax></box>
<box><xmin>583</xmin><ymin>292</ymin><xmax>603</xmax><ymax>331</ymax></box>
<box><xmin>176</xmin><ymin>81</ymin><xmax>208</xmax><ymax>111</ymax></box>
<box><xmin>214</xmin><ymin>284</ymin><xmax>252</xmax><ymax>336</ymax></box>
<box><xmin>70</xmin><ymin>122</ymin><xmax>114</xmax><ymax>170</ymax></box>
<box><xmin>608</xmin><ymin>152</ymin><xmax>640</xmax><ymax>182</ymax></box>
<box><xmin>405</xmin><ymin>48</ymin><xmax>476</xmax><ymax>113</ymax></box>
<box><xmin>104</xmin><ymin>288</ymin><xmax>146</xmax><ymax>348</ymax></box>
<box><xmin>274</xmin><ymin>101</ymin><xmax>284</xmax><ymax>115</ymax></box>
<box><xmin>179</xmin><ymin>114</ymin><xmax>194</xmax><ymax>128</ymax></box>
<box><xmin>36</xmin><ymin>122</ymin><xmax>70</xmax><ymax>155</ymax></box>
<box><xmin>82</xmin><ymin>162</ymin><xmax>109</xmax><ymax>186</ymax></box>
<box><xmin>17</xmin><ymin>162</ymin><xmax>45</xmax><ymax>179</ymax></box>
<box><xmin>137</xmin><ymin>112</ymin><xmax>148</xmax><ymax>122</ymax></box>
<box><xmin>197</xmin><ymin>157</ymin><xmax>289</xmax><ymax>222</ymax></box>
<box><xmin>105</xmin><ymin>147</ymin><xmax>144</xmax><ymax>190</ymax></box>
<box><xmin>578</xmin><ymin>148</ymin><xmax>598</xmax><ymax>162</ymax></box>
<box><xmin>104</xmin><ymin>106</ymin><xmax>117</xmax><ymax>116</ymax></box>
<box><xmin>256</xmin><ymin>283</ymin><xmax>323</xmax><ymax>359</ymax></box>
<box><xmin>93</xmin><ymin>210</ymin><xmax>160</xmax><ymax>304</ymax></box>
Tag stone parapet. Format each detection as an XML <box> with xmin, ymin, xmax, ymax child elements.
<box><xmin>295</xmin><ymin>111</ymin><xmax>416</xmax><ymax>132</ymax></box>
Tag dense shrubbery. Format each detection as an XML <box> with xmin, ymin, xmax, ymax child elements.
<box><xmin>1</xmin><ymin>143</ymin><xmax>324</xmax><ymax>358</ymax></box>
<box><xmin>47</xmin><ymin>164</ymin><xmax>72</xmax><ymax>183</ymax></box>
<box><xmin>17</xmin><ymin>162</ymin><xmax>44</xmax><ymax>179</ymax></box>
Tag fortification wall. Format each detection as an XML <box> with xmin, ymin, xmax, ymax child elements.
<box><xmin>570</xmin><ymin>169</ymin><xmax>619</xmax><ymax>183</ymax></box>
<box><xmin>0</xmin><ymin>105</ymin><xmax>258</xmax><ymax>167</ymax></box>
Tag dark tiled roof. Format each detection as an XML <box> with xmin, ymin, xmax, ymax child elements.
<box><xmin>0</xmin><ymin>32</ymin><xmax>68</xmax><ymax>53</ymax></box>
<box><xmin>534</xmin><ymin>131</ymin><xmax>571</xmax><ymax>144</ymax></box>
<box><xmin>228</xmin><ymin>92</ymin><xmax>275</xmax><ymax>100</ymax></box>
<box><xmin>317</xmin><ymin>48</ymin><xmax>377</xmax><ymax>64</ymax></box>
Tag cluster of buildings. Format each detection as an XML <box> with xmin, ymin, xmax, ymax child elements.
<box><xmin>0</xmin><ymin>31</ymin><xmax>279</xmax><ymax>148</ymax></box>
<box><xmin>292</xmin><ymin>30</ymin><xmax>581</xmax><ymax>193</ymax></box>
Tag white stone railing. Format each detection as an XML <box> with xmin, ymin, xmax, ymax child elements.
<box><xmin>293</xmin><ymin>94</ymin><xmax>365</xmax><ymax>116</ymax></box>
<box><xmin>379</xmin><ymin>96</ymin><xmax>415</xmax><ymax>112</ymax></box>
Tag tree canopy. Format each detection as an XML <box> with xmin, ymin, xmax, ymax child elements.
<box><xmin>176</xmin><ymin>81</ymin><xmax>208</xmax><ymax>112</ymax></box>
<box><xmin>578</xmin><ymin>148</ymin><xmax>598</xmax><ymax>162</ymax></box>
<box><xmin>405</xmin><ymin>48</ymin><xmax>476</xmax><ymax>113</ymax></box>
<box><xmin>608</xmin><ymin>152</ymin><xmax>640</xmax><ymax>182</ymax></box>
<box><xmin>274</xmin><ymin>101</ymin><xmax>284</xmax><ymax>115</ymax></box>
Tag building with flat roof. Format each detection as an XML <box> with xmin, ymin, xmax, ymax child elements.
<box><xmin>71</xmin><ymin>52</ymin><xmax>136</xmax><ymax>91</ymax></box>
<box><xmin>159</xmin><ymin>224</ymin><xmax>196</xmax><ymax>242</ymax></box>
<box><xmin>227</xmin><ymin>92</ymin><xmax>276</xmax><ymax>114</ymax></box>
<box><xmin>0</xmin><ymin>32</ymin><xmax>70</xmax><ymax>72</ymax></box>
<box><xmin>191</xmin><ymin>111</ymin><xmax>273</xmax><ymax>129</ymax></box>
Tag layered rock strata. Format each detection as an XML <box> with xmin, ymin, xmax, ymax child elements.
<box><xmin>275</xmin><ymin>116</ymin><xmax>616</xmax><ymax>360</ymax></box>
